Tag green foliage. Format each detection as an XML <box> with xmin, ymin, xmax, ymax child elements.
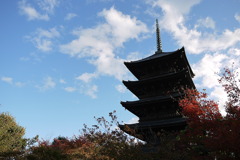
<box><xmin>0</xmin><ymin>112</ymin><xmax>27</xmax><ymax>159</ymax></box>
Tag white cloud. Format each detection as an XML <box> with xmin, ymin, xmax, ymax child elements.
<box><xmin>64</xmin><ymin>13</ymin><xmax>77</xmax><ymax>20</ymax></box>
<box><xmin>235</xmin><ymin>13</ymin><xmax>240</xmax><ymax>23</ymax></box>
<box><xmin>148</xmin><ymin>0</ymin><xmax>240</xmax><ymax>54</ymax></box>
<box><xmin>59</xmin><ymin>79</ymin><xmax>66</xmax><ymax>84</ymax></box>
<box><xmin>27</xmin><ymin>27</ymin><xmax>60</xmax><ymax>52</ymax></box>
<box><xmin>80</xmin><ymin>84</ymin><xmax>98</xmax><ymax>99</ymax></box>
<box><xmin>192</xmin><ymin>49</ymin><xmax>240</xmax><ymax>116</ymax></box>
<box><xmin>1</xmin><ymin>77</ymin><xmax>13</xmax><ymax>84</ymax></box>
<box><xmin>64</xmin><ymin>87</ymin><xmax>76</xmax><ymax>92</ymax></box>
<box><xmin>19</xmin><ymin>0</ymin><xmax>49</xmax><ymax>21</ymax></box>
<box><xmin>149</xmin><ymin>0</ymin><xmax>201</xmax><ymax>15</ymax></box>
<box><xmin>196</xmin><ymin>17</ymin><xmax>215</xmax><ymax>29</ymax></box>
<box><xmin>37</xmin><ymin>0</ymin><xmax>59</xmax><ymax>14</ymax></box>
<box><xmin>19</xmin><ymin>0</ymin><xmax>58</xmax><ymax>21</ymax></box>
<box><xmin>60</xmin><ymin>7</ymin><xmax>148</xmax><ymax>81</ymax></box>
<box><xmin>1</xmin><ymin>76</ymin><xmax>25</xmax><ymax>87</ymax></box>
<box><xmin>76</xmin><ymin>73</ymin><xmax>98</xmax><ymax>83</ymax></box>
<box><xmin>15</xmin><ymin>82</ymin><xmax>25</xmax><ymax>87</ymax></box>
<box><xmin>229</xmin><ymin>48</ymin><xmax>240</xmax><ymax>56</ymax></box>
<box><xmin>126</xmin><ymin>52</ymin><xmax>143</xmax><ymax>61</ymax></box>
<box><xmin>126</xmin><ymin>117</ymin><xmax>139</xmax><ymax>124</ymax></box>
<box><xmin>99</xmin><ymin>7</ymin><xmax>148</xmax><ymax>46</ymax></box>
<box><xmin>36</xmin><ymin>77</ymin><xmax>56</xmax><ymax>91</ymax></box>
<box><xmin>209</xmin><ymin>86</ymin><xmax>227</xmax><ymax>115</ymax></box>
<box><xmin>193</xmin><ymin>53</ymin><xmax>228</xmax><ymax>88</ymax></box>
<box><xmin>115</xmin><ymin>84</ymin><xmax>126</xmax><ymax>93</ymax></box>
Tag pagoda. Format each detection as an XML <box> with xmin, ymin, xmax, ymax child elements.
<box><xmin>119</xmin><ymin>20</ymin><xmax>195</xmax><ymax>144</ymax></box>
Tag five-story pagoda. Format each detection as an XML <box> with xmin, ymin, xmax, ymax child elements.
<box><xmin>119</xmin><ymin>20</ymin><xmax>195</xmax><ymax>144</ymax></box>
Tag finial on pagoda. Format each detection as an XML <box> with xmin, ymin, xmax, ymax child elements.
<box><xmin>156</xmin><ymin>19</ymin><xmax>162</xmax><ymax>53</ymax></box>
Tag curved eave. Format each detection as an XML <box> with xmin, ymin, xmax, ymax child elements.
<box><xmin>181</xmin><ymin>47</ymin><xmax>195</xmax><ymax>77</ymax></box>
<box><xmin>120</xmin><ymin>117</ymin><xmax>187</xmax><ymax>130</ymax></box>
<box><xmin>125</xmin><ymin>47</ymin><xmax>184</xmax><ymax>64</ymax></box>
<box><xmin>119</xmin><ymin>118</ymin><xmax>187</xmax><ymax>141</ymax></box>
<box><xmin>123</xmin><ymin>68</ymin><xmax>190</xmax><ymax>86</ymax></box>
<box><xmin>121</xmin><ymin>93</ymin><xmax>183</xmax><ymax>108</ymax></box>
<box><xmin>123</xmin><ymin>69</ymin><xmax>195</xmax><ymax>99</ymax></box>
<box><xmin>124</xmin><ymin>46</ymin><xmax>194</xmax><ymax>79</ymax></box>
<box><xmin>124</xmin><ymin>48</ymin><xmax>184</xmax><ymax>80</ymax></box>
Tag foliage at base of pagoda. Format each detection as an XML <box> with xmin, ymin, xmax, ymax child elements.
<box><xmin>178</xmin><ymin>68</ymin><xmax>240</xmax><ymax>159</ymax></box>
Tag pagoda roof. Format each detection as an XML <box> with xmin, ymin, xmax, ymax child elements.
<box><xmin>119</xmin><ymin>117</ymin><xmax>187</xmax><ymax>141</ymax></box>
<box><xmin>120</xmin><ymin>117</ymin><xmax>186</xmax><ymax>130</ymax></box>
<box><xmin>121</xmin><ymin>93</ymin><xmax>183</xmax><ymax>117</ymax></box>
<box><xmin>123</xmin><ymin>68</ymin><xmax>194</xmax><ymax>87</ymax></box>
<box><xmin>123</xmin><ymin>69</ymin><xmax>195</xmax><ymax>99</ymax></box>
<box><xmin>121</xmin><ymin>92</ymin><xmax>183</xmax><ymax>109</ymax></box>
<box><xmin>124</xmin><ymin>47</ymin><xmax>194</xmax><ymax>79</ymax></box>
<box><xmin>125</xmin><ymin>47</ymin><xmax>184</xmax><ymax>64</ymax></box>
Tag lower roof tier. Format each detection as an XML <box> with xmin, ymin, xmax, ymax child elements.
<box><xmin>119</xmin><ymin>117</ymin><xmax>187</xmax><ymax>142</ymax></box>
<box><xmin>121</xmin><ymin>93</ymin><xmax>184</xmax><ymax>118</ymax></box>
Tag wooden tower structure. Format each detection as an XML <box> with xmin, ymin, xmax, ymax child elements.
<box><xmin>119</xmin><ymin>20</ymin><xmax>195</xmax><ymax>143</ymax></box>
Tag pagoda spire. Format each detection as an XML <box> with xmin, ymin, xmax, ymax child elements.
<box><xmin>156</xmin><ymin>19</ymin><xmax>162</xmax><ymax>53</ymax></box>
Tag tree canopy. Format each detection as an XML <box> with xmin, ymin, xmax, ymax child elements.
<box><xmin>0</xmin><ymin>112</ymin><xmax>27</xmax><ymax>158</ymax></box>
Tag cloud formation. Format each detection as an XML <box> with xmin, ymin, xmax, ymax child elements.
<box><xmin>64</xmin><ymin>87</ymin><xmax>76</xmax><ymax>92</ymax></box>
<box><xmin>59</xmin><ymin>7</ymin><xmax>149</xmax><ymax>98</ymax></box>
<box><xmin>1</xmin><ymin>77</ymin><xmax>13</xmax><ymax>84</ymax></box>
<box><xmin>149</xmin><ymin>0</ymin><xmax>240</xmax><ymax>54</ymax></box>
<box><xmin>36</xmin><ymin>77</ymin><xmax>56</xmax><ymax>91</ymax></box>
<box><xmin>115</xmin><ymin>84</ymin><xmax>126</xmax><ymax>93</ymax></box>
<box><xmin>1</xmin><ymin>76</ymin><xmax>24</xmax><ymax>87</ymax></box>
<box><xmin>60</xmin><ymin>7</ymin><xmax>148</xmax><ymax>83</ymax></box>
<box><xmin>196</xmin><ymin>17</ymin><xmax>215</xmax><ymax>29</ymax></box>
<box><xmin>27</xmin><ymin>27</ymin><xmax>60</xmax><ymax>52</ymax></box>
<box><xmin>235</xmin><ymin>13</ymin><xmax>240</xmax><ymax>23</ymax></box>
<box><xmin>64</xmin><ymin>13</ymin><xmax>77</xmax><ymax>21</ymax></box>
<box><xmin>18</xmin><ymin>0</ymin><xmax>58</xmax><ymax>21</ymax></box>
<box><xmin>76</xmin><ymin>73</ymin><xmax>98</xmax><ymax>83</ymax></box>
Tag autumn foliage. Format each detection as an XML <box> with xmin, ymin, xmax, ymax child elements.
<box><xmin>24</xmin><ymin>111</ymin><xmax>147</xmax><ymax>160</ymax></box>
<box><xmin>179</xmin><ymin>68</ymin><xmax>240</xmax><ymax>159</ymax></box>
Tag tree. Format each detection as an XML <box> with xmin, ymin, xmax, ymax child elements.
<box><xmin>25</xmin><ymin>111</ymin><xmax>148</xmax><ymax>160</ymax></box>
<box><xmin>0</xmin><ymin>112</ymin><xmax>27</xmax><ymax>159</ymax></box>
<box><xmin>179</xmin><ymin>68</ymin><xmax>240</xmax><ymax>159</ymax></box>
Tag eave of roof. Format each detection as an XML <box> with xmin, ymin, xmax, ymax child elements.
<box><xmin>123</xmin><ymin>68</ymin><xmax>190</xmax><ymax>85</ymax></box>
<box><xmin>121</xmin><ymin>92</ymin><xmax>183</xmax><ymax>108</ymax></box>
<box><xmin>119</xmin><ymin>117</ymin><xmax>187</xmax><ymax>130</ymax></box>
<box><xmin>124</xmin><ymin>47</ymin><xmax>184</xmax><ymax>64</ymax></box>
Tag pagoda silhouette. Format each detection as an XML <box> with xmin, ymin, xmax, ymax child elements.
<box><xmin>119</xmin><ymin>20</ymin><xmax>195</xmax><ymax>144</ymax></box>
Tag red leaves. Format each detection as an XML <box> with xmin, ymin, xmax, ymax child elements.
<box><xmin>179</xmin><ymin>89</ymin><xmax>222</xmax><ymax>123</ymax></box>
<box><xmin>179</xmin><ymin>67</ymin><xmax>240</xmax><ymax>158</ymax></box>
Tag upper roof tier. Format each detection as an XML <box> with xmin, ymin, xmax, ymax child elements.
<box><xmin>123</xmin><ymin>68</ymin><xmax>195</xmax><ymax>99</ymax></box>
<box><xmin>124</xmin><ymin>47</ymin><xmax>194</xmax><ymax>80</ymax></box>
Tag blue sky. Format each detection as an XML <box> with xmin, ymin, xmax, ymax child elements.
<box><xmin>1</xmin><ymin>0</ymin><xmax>240</xmax><ymax>140</ymax></box>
